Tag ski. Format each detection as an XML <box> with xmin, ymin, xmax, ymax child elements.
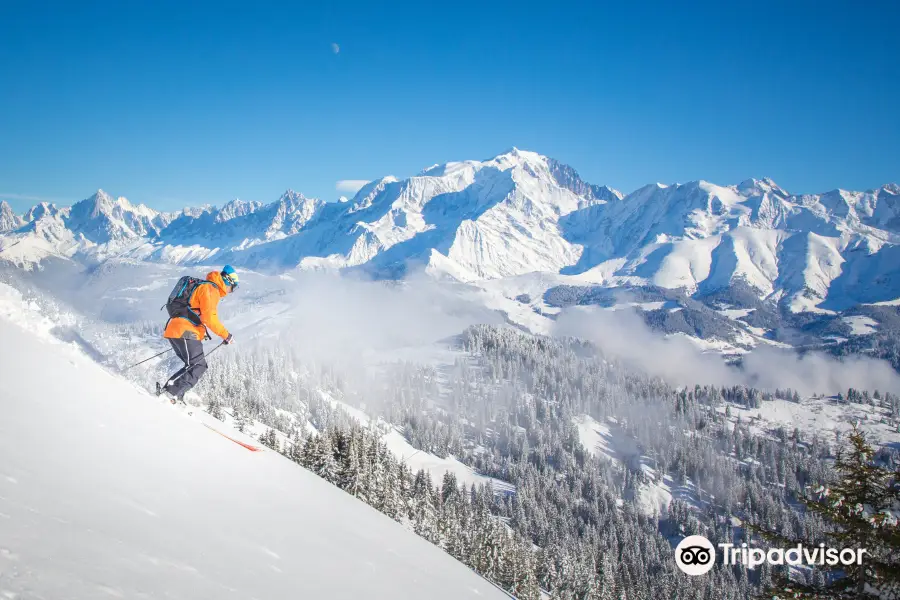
<box><xmin>202</xmin><ymin>423</ymin><xmax>262</xmax><ymax>452</ymax></box>
<box><xmin>154</xmin><ymin>384</ymin><xmax>255</xmax><ymax>447</ymax></box>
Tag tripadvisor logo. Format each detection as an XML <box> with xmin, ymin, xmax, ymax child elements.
<box><xmin>675</xmin><ymin>535</ymin><xmax>716</xmax><ymax>575</ymax></box>
<box><xmin>675</xmin><ymin>535</ymin><xmax>867</xmax><ymax>576</ymax></box>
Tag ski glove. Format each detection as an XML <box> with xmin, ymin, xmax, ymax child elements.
<box><xmin>224</xmin><ymin>333</ymin><xmax>234</xmax><ymax>345</ymax></box>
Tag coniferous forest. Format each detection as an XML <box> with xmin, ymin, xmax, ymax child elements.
<box><xmin>155</xmin><ymin>324</ymin><xmax>899</xmax><ymax>599</ymax></box>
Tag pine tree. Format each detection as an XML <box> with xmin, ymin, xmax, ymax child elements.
<box><xmin>299</xmin><ymin>433</ymin><xmax>318</xmax><ymax>471</ymax></box>
<box><xmin>206</xmin><ymin>398</ymin><xmax>224</xmax><ymax>420</ymax></box>
<box><xmin>232</xmin><ymin>405</ymin><xmax>246</xmax><ymax>433</ymax></box>
<box><xmin>365</xmin><ymin>434</ymin><xmax>385</xmax><ymax>511</ymax></box>
<box><xmin>502</xmin><ymin>535</ymin><xmax>541</xmax><ymax>600</ymax></box>
<box><xmin>337</xmin><ymin>430</ymin><xmax>361</xmax><ymax>497</ymax></box>
<box><xmin>754</xmin><ymin>426</ymin><xmax>900</xmax><ymax>598</ymax></box>
<box><xmin>312</xmin><ymin>430</ymin><xmax>338</xmax><ymax>484</ymax></box>
<box><xmin>380</xmin><ymin>453</ymin><xmax>401</xmax><ymax>521</ymax></box>
<box><xmin>259</xmin><ymin>428</ymin><xmax>279</xmax><ymax>451</ymax></box>
<box><xmin>396</xmin><ymin>460</ymin><xmax>413</xmax><ymax>521</ymax></box>
<box><xmin>287</xmin><ymin>430</ymin><xmax>305</xmax><ymax>464</ymax></box>
<box><xmin>597</xmin><ymin>553</ymin><xmax>616</xmax><ymax>600</ymax></box>
<box><xmin>410</xmin><ymin>469</ymin><xmax>438</xmax><ymax>543</ymax></box>
<box><xmin>472</xmin><ymin>520</ymin><xmax>503</xmax><ymax>583</ymax></box>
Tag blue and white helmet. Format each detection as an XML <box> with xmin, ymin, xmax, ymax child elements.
<box><xmin>221</xmin><ymin>265</ymin><xmax>239</xmax><ymax>291</ymax></box>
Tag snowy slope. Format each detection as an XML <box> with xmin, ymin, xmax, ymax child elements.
<box><xmin>716</xmin><ymin>393</ymin><xmax>900</xmax><ymax>450</ymax></box>
<box><xmin>573</xmin><ymin>415</ymin><xmax>680</xmax><ymax>519</ymax></box>
<box><xmin>0</xmin><ymin>314</ymin><xmax>510</xmax><ymax>599</ymax></box>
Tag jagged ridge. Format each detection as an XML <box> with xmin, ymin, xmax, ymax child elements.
<box><xmin>2</xmin><ymin>149</ymin><xmax>899</xmax><ymax>312</ymax></box>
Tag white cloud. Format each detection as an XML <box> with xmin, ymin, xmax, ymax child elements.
<box><xmin>335</xmin><ymin>180</ymin><xmax>370</xmax><ymax>194</ymax></box>
<box><xmin>553</xmin><ymin>306</ymin><xmax>900</xmax><ymax>396</ymax></box>
<box><xmin>331</xmin><ymin>42</ymin><xmax>340</xmax><ymax>54</ymax></box>
<box><xmin>0</xmin><ymin>192</ymin><xmax>72</xmax><ymax>204</ymax></box>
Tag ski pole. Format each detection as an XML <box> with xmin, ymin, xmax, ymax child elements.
<box><xmin>206</xmin><ymin>340</ymin><xmax>227</xmax><ymax>359</ymax></box>
<box><xmin>126</xmin><ymin>347</ymin><xmax>173</xmax><ymax>369</ymax></box>
<box><xmin>157</xmin><ymin>340</ymin><xmax>228</xmax><ymax>390</ymax></box>
<box><xmin>130</xmin><ymin>338</ymin><xmax>226</xmax><ymax>371</ymax></box>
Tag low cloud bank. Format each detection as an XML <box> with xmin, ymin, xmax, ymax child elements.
<box><xmin>554</xmin><ymin>306</ymin><xmax>900</xmax><ymax>396</ymax></box>
<box><xmin>261</xmin><ymin>271</ymin><xmax>502</xmax><ymax>363</ymax></box>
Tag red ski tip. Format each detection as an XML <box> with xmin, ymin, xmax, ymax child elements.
<box><xmin>202</xmin><ymin>423</ymin><xmax>263</xmax><ymax>452</ymax></box>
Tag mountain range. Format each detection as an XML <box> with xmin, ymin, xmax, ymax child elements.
<box><xmin>2</xmin><ymin>148</ymin><xmax>899</xmax><ymax>317</ymax></box>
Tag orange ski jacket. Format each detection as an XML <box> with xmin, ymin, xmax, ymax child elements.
<box><xmin>163</xmin><ymin>271</ymin><xmax>231</xmax><ymax>341</ymax></box>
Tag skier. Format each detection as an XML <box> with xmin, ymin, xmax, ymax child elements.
<box><xmin>158</xmin><ymin>265</ymin><xmax>238</xmax><ymax>403</ymax></box>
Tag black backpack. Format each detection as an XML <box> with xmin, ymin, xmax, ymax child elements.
<box><xmin>163</xmin><ymin>275</ymin><xmax>213</xmax><ymax>327</ymax></box>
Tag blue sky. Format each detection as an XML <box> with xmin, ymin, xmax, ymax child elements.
<box><xmin>1</xmin><ymin>1</ymin><xmax>898</xmax><ymax>213</ymax></box>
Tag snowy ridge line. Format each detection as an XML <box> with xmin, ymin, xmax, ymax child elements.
<box><xmin>3</xmin><ymin>150</ymin><xmax>898</xmax><ymax>317</ymax></box>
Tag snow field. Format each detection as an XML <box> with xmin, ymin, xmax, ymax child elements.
<box><xmin>0</xmin><ymin>313</ymin><xmax>510</xmax><ymax>600</ymax></box>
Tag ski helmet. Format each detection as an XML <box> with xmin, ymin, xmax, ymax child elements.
<box><xmin>221</xmin><ymin>265</ymin><xmax>239</xmax><ymax>292</ymax></box>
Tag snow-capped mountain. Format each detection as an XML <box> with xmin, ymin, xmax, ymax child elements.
<box><xmin>157</xmin><ymin>190</ymin><xmax>323</xmax><ymax>247</ymax></box>
<box><xmin>132</xmin><ymin>190</ymin><xmax>328</xmax><ymax>264</ymax></box>
<box><xmin>0</xmin><ymin>200</ymin><xmax>24</xmax><ymax>232</ymax></box>
<box><xmin>23</xmin><ymin>201</ymin><xmax>63</xmax><ymax>223</ymax></box>
<box><xmin>563</xmin><ymin>178</ymin><xmax>900</xmax><ymax>311</ymax></box>
<box><xmin>64</xmin><ymin>189</ymin><xmax>166</xmax><ymax>242</ymax></box>
<box><xmin>5</xmin><ymin>190</ymin><xmax>167</xmax><ymax>247</ymax></box>
<box><xmin>216</xmin><ymin>148</ymin><xmax>620</xmax><ymax>279</ymax></box>
<box><xmin>2</xmin><ymin>149</ymin><xmax>899</xmax><ymax>315</ymax></box>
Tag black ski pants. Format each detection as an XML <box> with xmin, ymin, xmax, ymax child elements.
<box><xmin>164</xmin><ymin>337</ymin><xmax>208</xmax><ymax>398</ymax></box>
